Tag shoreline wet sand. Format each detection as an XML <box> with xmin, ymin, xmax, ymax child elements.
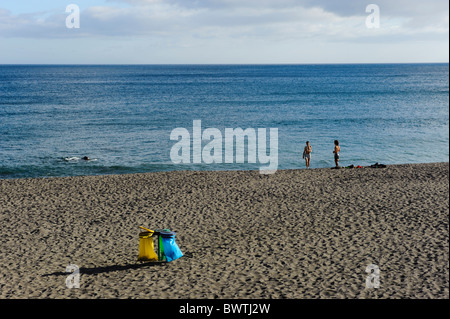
<box><xmin>0</xmin><ymin>162</ymin><xmax>448</xmax><ymax>299</ymax></box>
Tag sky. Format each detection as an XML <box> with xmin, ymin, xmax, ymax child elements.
<box><xmin>0</xmin><ymin>0</ymin><xmax>448</xmax><ymax>64</ymax></box>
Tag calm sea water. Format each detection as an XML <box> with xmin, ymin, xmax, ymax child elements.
<box><xmin>0</xmin><ymin>64</ymin><xmax>448</xmax><ymax>179</ymax></box>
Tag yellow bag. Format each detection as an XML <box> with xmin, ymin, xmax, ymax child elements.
<box><xmin>138</xmin><ymin>229</ymin><xmax>158</xmax><ymax>261</ymax></box>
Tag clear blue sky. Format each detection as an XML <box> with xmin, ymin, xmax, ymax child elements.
<box><xmin>0</xmin><ymin>0</ymin><xmax>448</xmax><ymax>64</ymax></box>
<box><xmin>1</xmin><ymin>0</ymin><xmax>126</xmax><ymax>14</ymax></box>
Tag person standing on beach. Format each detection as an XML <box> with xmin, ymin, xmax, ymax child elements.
<box><xmin>302</xmin><ymin>141</ymin><xmax>312</xmax><ymax>169</ymax></box>
<box><xmin>333</xmin><ymin>140</ymin><xmax>340</xmax><ymax>168</ymax></box>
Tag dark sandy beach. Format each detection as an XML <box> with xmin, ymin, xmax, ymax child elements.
<box><xmin>0</xmin><ymin>162</ymin><xmax>448</xmax><ymax>299</ymax></box>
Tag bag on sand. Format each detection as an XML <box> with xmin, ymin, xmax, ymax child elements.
<box><xmin>160</xmin><ymin>231</ymin><xmax>183</xmax><ymax>262</ymax></box>
<box><xmin>138</xmin><ymin>231</ymin><xmax>158</xmax><ymax>261</ymax></box>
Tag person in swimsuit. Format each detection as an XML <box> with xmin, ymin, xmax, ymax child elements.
<box><xmin>333</xmin><ymin>140</ymin><xmax>340</xmax><ymax>168</ymax></box>
<box><xmin>302</xmin><ymin>141</ymin><xmax>312</xmax><ymax>169</ymax></box>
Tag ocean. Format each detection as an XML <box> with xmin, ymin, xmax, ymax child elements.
<box><xmin>0</xmin><ymin>64</ymin><xmax>448</xmax><ymax>179</ymax></box>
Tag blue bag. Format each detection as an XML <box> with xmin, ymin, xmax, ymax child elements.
<box><xmin>160</xmin><ymin>231</ymin><xmax>183</xmax><ymax>262</ymax></box>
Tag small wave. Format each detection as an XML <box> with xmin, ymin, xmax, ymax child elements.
<box><xmin>63</xmin><ymin>157</ymin><xmax>98</xmax><ymax>162</ymax></box>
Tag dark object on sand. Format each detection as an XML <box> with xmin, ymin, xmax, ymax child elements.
<box><xmin>345</xmin><ymin>165</ymin><xmax>363</xmax><ymax>168</ymax></box>
<box><xmin>370</xmin><ymin>162</ymin><xmax>387</xmax><ymax>168</ymax></box>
